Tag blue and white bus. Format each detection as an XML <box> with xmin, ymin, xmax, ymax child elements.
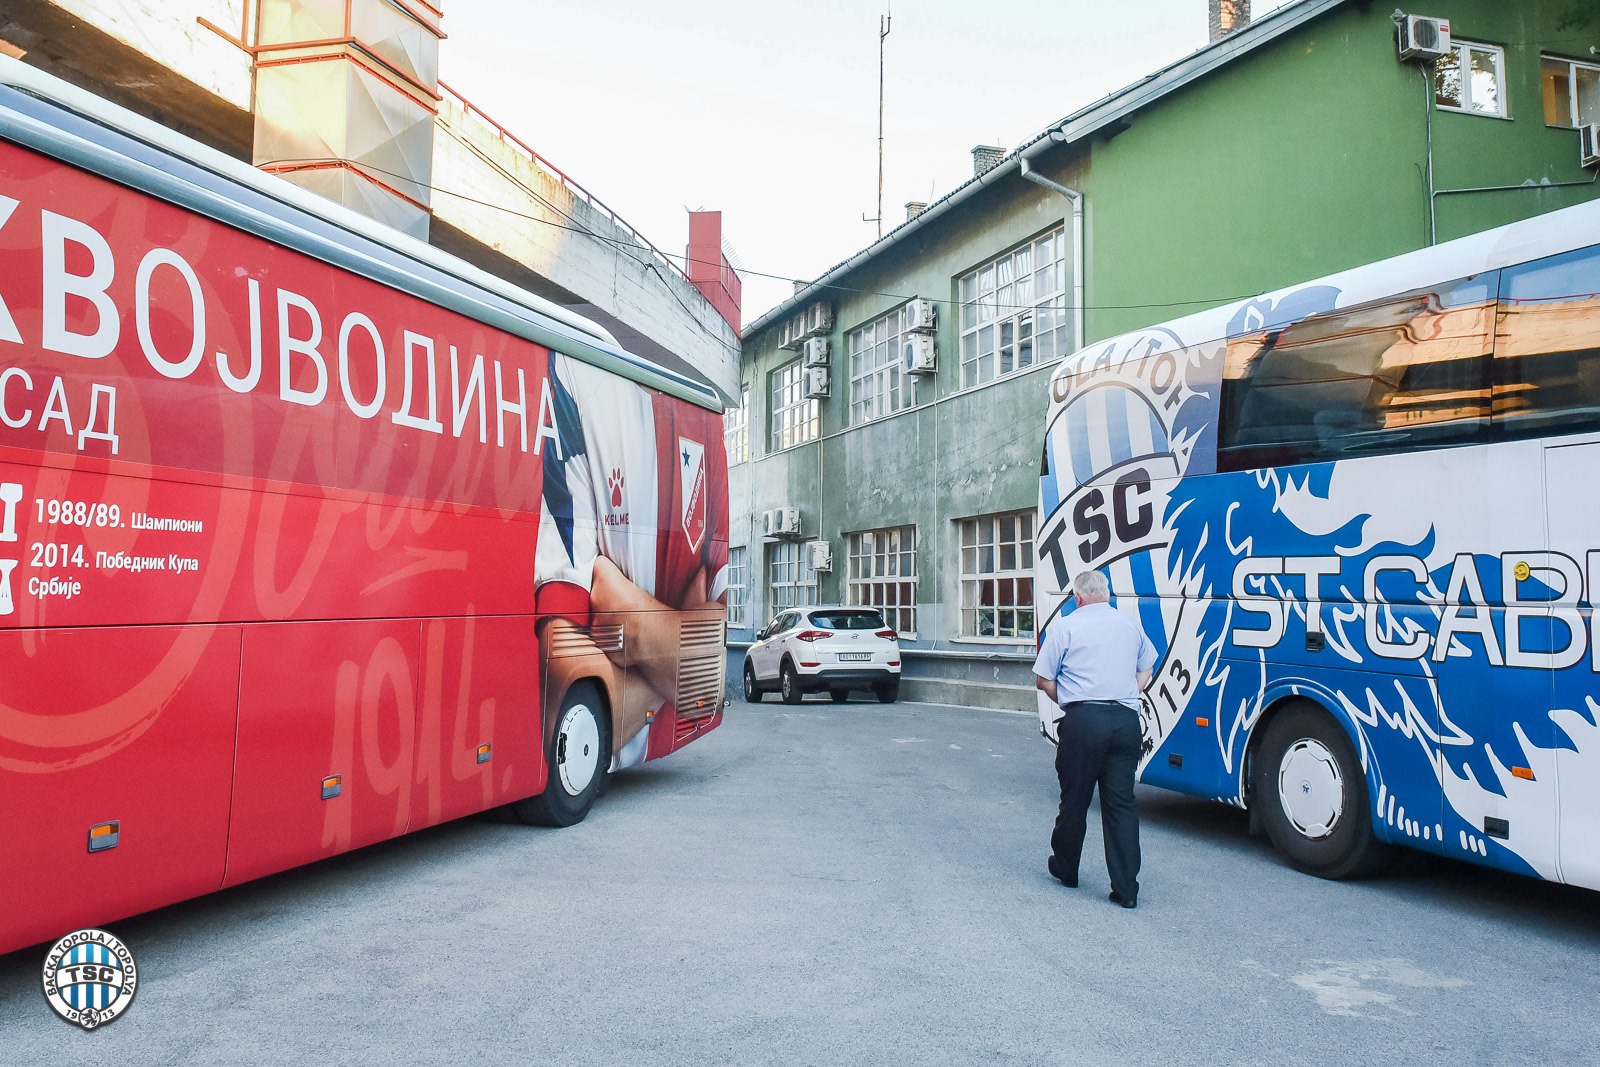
<box><xmin>1036</xmin><ymin>199</ymin><xmax>1600</xmax><ymax>886</ymax></box>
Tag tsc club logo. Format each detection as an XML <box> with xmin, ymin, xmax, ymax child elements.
<box><xmin>41</xmin><ymin>928</ymin><xmax>139</xmax><ymax>1030</ymax></box>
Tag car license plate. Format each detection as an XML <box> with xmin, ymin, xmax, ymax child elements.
<box><xmin>837</xmin><ymin>653</ymin><xmax>871</xmax><ymax>662</ymax></box>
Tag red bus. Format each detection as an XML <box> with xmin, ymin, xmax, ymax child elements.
<box><xmin>0</xmin><ymin>60</ymin><xmax>730</xmax><ymax>955</ymax></box>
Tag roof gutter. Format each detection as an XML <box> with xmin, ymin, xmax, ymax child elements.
<box><xmin>746</xmin><ymin>0</ymin><xmax>1351</xmax><ymax>343</ymax></box>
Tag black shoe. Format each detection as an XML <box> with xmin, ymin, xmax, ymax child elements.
<box><xmin>1047</xmin><ymin>857</ymin><xmax>1077</xmax><ymax>888</ymax></box>
<box><xmin>1108</xmin><ymin>890</ymin><xmax>1137</xmax><ymax>909</ymax></box>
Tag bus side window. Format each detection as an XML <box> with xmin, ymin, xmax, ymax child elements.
<box><xmin>1496</xmin><ymin>244</ymin><xmax>1600</xmax><ymax>438</ymax></box>
<box><xmin>1217</xmin><ymin>275</ymin><xmax>1497</xmax><ymax>471</ymax></box>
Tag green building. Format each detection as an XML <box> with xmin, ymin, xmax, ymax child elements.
<box><xmin>727</xmin><ymin>0</ymin><xmax>1600</xmax><ymax>709</ymax></box>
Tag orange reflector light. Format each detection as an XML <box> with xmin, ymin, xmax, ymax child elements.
<box><xmin>477</xmin><ymin>743</ymin><xmax>492</xmax><ymax>764</ymax></box>
<box><xmin>87</xmin><ymin>821</ymin><xmax>120</xmax><ymax>852</ymax></box>
<box><xmin>1196</xmin><ymin>717</ymin><xmax>1211</xmax><ymax>728</ymax></box>
<box><xmin>1512</xmin><ymin>766</ymin><xmax>1535</xmax><ymax>780</ymax></box>
<box><xmin>321</xmin><ymin>774</ymin><xmax>343</xmax><ymax>800</ymax></box>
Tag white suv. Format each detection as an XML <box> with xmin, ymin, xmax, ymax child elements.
<box><xmin>743</xmin><ymin>606</ymin><xmax>902</xmax><ymax>704</ymax></box>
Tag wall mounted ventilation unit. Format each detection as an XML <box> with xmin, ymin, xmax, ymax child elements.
<box><xmin>902</xmin><ymin>333</ymin><xmax>937</xmax><ymax>374</ymax></box>
<box><xmin>803</xmin><ymin>336</ymin><xmax>831</xmax><ymax>366</ymax></box>
<box><xmin>1396</xmin><ymin>15</ymin><xmax>1450</xmax><ymax>61</ymax></box>
<box><xmin>803</xmin><ymin>366</ymin><xmax>830</xmax><ymax>399</ymax></box>
<box><xmin>906</xmin><ymin>298</ymin><xmax>938</xmax><ymax>332</ymax></box>
<box><xmin>806</xmin><ymin>540</ymin><xmax>833</xmax><ymax>571</ymax></box>
<box><xmin>764</xmin><ymin>507</ymin><xmax>802</xmax><ymax>539</ymax></box>
<box><xmin>1582</xmin><ymin>125</ymin><xmax>1600</xmax><ymax>168</ymax></box>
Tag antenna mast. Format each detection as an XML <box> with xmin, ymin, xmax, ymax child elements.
<box><xmin>877</xmin><ymin>5</ymin><xmax>893</xmax><ymax>239</ymax></box>
<box><xmin>864</xmin><ymin>4</ymin><xmax>892</xmax><ymax>238</ymax></box>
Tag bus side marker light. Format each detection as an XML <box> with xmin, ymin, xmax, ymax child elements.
<box><xmin>321</xmin><ymin>775</ymin><xmax>343</xmax><ymax>800</ymax></box>
<box><xmin>1195</xmin><ymin>717</ymin><xmax>1210</xmax><ymax>728</ymax></box>
<box><xmin>87</xmin><ymin>821</ymin><xmax>120</xmax><ymax>853</ymax></box>
<box><xmin>1511</xmin><ymin>766</ymin><xmax>1534</xmax><ymax>780</ymax></box>
<box><xmin>477</xmin><ymin>744</ymin><xmax>492</xmax><ymax>764</ymax></box>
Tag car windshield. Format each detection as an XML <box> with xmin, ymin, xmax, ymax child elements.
<box><xmin>808</xmin><ymin>610</ymin><xmax>886</xmax><ymax>630</ymax></box>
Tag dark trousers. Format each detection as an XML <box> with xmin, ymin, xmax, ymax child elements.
<box><xmin>1051</xmin><ymin>700</ymin><xmax>1142</xmax><ymax>900</ymax></box>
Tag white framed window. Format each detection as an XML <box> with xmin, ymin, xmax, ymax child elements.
<box><xmin>770</xmin><ymin>360</ymin><xmax>819</xmax><ymax>451</ymax></box>
<box><xmin>848</xmin><ymin>305</ymin><xmax>918</xmax><ymax>424</ymax></box>
<box><xmin>1434</xmin><ymin>40</ymin><xmax>1507</xmax><ymax>118</ymax></box>
<box><xmin>767</xmin><ymin>540</ymin><xmax>817</xmax><ymax>610</ymax></box>
<box><xmin>724</xmin><ymin>386</ymin><xmax>750</xmax><ymax>464</ymax></box>
<box><xmin>1542</xmin><ymin>54</ymin><xmax>1600</xmax><ymax>128</ymax></box>
<box><xmin>727</xmin><ymin>546</ymin><xmax>749</xmax><ymax>628</ymax></box>
<box><xmin>958</xmin><ymin>510</ymin><xmax>1035</xmax><ymax>640</ymax></box>
<box><xmin>846</xmin><ymin>526</ymin><xmax>917</xmax><ymax>634</ymax></box>
<box><xmin>958</xmin><ymin>227</ymin><xmax>1070</xmax><ymax>389</ymax></box>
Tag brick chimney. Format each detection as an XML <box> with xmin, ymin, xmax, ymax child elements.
<box><xmin>905</xmin><ymin>200</ymin><xmax>928</xmax><ymax>221</ymax></box>
<box><xmin>1209</xmin><ymin>0</ymin><xmax>1250</xmax><ymax>42</ymax></box>
<box><xmin>971</xmin><ymin>145</ymin><xmax>1004</xmax><ymax>177</ymax></box>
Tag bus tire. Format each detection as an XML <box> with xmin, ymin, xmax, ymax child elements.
<box><xmin>780</xmin><ymin>661</ymin><xmax>804</xmax><ymax>704</ymax></box>
<box><xmin>513</xmin><ymin>681</ymin><xmax>610</xmax><ymax>828</ymax></box>
<box><xmin>743</xmin><ymin>662</ymin><xmax>764</xmax><ymax>703</ymax></box>
<box><xmin>1253</xmin><ymin>702</ymin><xmax>1391</xmax><ymax>880</ymax></box>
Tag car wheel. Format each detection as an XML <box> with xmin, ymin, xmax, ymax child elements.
<box><xmin>1253</xmin><ymin>701</ymin><xmax>1391</xmax><ymax>880</ymax></box>
<box><xmin>874</xmin><ymin>680</ymin><xmax>899</xmax><ymax>704</ymax></box>
<box><xmin>830</xmin><ymin>689</ymin><xmax>849</xmax><ymax>704</ymax></box>
<box><xmin>512</xmin><ymin>681</ymin><xmax>610</xmax><ymax>828</ymax></box>
<box><xmin>743</xmin><ymin>662</ymin><xmax>763</xmax><ymax>703</ymax></box>
<box><xmin>780</xmin><ymin>662</ymin><xmax>803</xmax><ymax>705</ymax></box>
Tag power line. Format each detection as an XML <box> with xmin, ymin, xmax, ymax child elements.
<box><xmin>261</xmin><ymin>156</ymin><xmax>1258</xmax><ymax>320</ymax></box>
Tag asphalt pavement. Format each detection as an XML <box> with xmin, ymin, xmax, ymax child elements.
<box><xmin>2</xmin><ymin>696</ymin><xmax>1596</xmax><ymax>1066</ymax></box>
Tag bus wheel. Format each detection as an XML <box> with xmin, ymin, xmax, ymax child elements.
<box><xmin>1254</xmin><ymin>703</ymin><xmax>1390</xmax><ymax>880</ymax></box>
<box><xmin>513</xmin><ymin>681</ymin><xmax>610</xmax><ymax>828</ymax></box>
<box><xmin>780</xmin><ymin>662</ymin><xmax>803</xmax><ymax>704</ymax></box>
<box><xmin>743</xmin><ymin>663</ymin><xmax>763</xmax><ymax>703</ymax></box>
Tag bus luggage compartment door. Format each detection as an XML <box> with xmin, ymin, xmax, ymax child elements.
<box><xmin>0</xmin><ymin>625</ymin><xmax>241</xmax><ymax>953</ymax></box>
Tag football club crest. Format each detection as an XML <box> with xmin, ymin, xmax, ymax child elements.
<box><xmin>41</xmin><ymin>928</ymin><xmax>138</xmax><ymax>1030</ymax></box>
<box><xmin>678</xmin><ymin>437</ymin><xmax>706</xmax><ymax>553</ymax></box>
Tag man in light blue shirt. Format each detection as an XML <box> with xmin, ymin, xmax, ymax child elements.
<box><xmin>1033</xmin><ymin>569</ymin><xmax>1156</xmax><ymax>908</ymax></box>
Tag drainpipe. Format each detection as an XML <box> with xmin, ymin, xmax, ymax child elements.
<box><xmin>1018</xmin><ymin>156</ymin><xmax>1085</xmax><ymax>354</ymax></box>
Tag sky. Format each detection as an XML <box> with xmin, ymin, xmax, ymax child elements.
<box><xmin>439</xmin><ymin>1</ymin><xmax>1299</xmax><ymax>323</ymax></box>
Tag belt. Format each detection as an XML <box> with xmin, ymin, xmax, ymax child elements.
<box><xmin>1059</xmin><ymin>699</ymin><xmax>1131</xmax><ymax>710</ymax></box>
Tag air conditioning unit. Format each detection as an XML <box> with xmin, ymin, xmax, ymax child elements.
<box><xmin>806</xmin><ymin>540</ymin><xmax>833</xmax><ymax>571</ymax></box>
<box><xmin>764</xmin><ymin>506</ymin><xmax>802</xmax><ymax>539</ymax></box>
<box><xmin>778</xmin><ymin>315</ymin><xmax>806</xmax><ymax>350</ymax></box>
<box><xmin>804</xmin><ymin>366</ymin><xmax>830</xmax><ymax>399</ymax></box>
<box><xmin>906</xmin><ymin>297</ymin><xmax>938</xmax><ymax>332</ymax></box>
<box><xmin>805</xmin><ymin>301</ymin><xmax>835</xmax><ymax>336</ymax></box>
<box><xmin>1582</xmin><ymin>125</ymin><xmax>1600</xmax><ymax>168</ymax></box>
<box><xmin>1396</xmin><ymin>14</ymin><xmax>1450</xmax><ymax>61</ymax></box>
<box><xmin>803</xmin><ymin>336</ymin><xmax>831</xmax><ymax>367</ymax></box>
<box><xmin>902</xmin><ymin>333</ymin><xmax>937</xmax><ymax>375</ymax></box>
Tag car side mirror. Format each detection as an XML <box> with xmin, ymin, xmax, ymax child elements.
<box><xmin>754</xmin><ymin>627</ymin><xmax>767</xmax><ymax>641</ymax></box>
